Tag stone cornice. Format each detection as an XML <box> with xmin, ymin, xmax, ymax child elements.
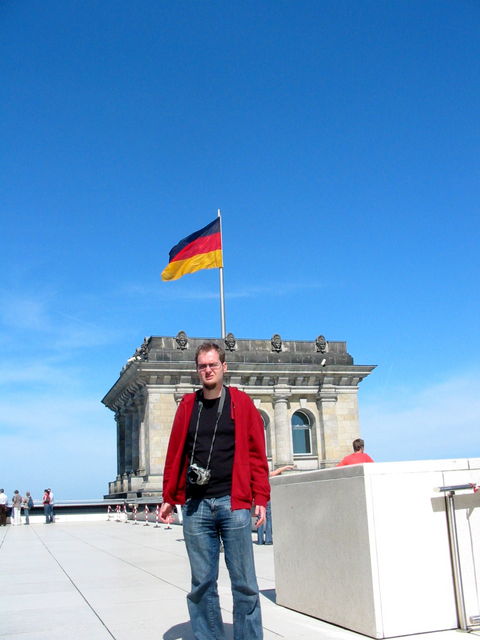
<box><xmin>102</xmin><ymin>359</ymin><xmax>376</xmax><ymax>411</ymax></box>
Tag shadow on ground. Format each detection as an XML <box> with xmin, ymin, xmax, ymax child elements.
<box><xmin>260</xmin><ymin>588</ymin><xmax>277</xmax><ymax>604</ymax></box>
<box><xmin>163</xmin><ymin>621</ymin><xmax>234</xmax><ymax>639</ymax></box>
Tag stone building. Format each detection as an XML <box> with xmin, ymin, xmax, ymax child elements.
<box><xmin>102</xmin><ymin>332</ymin><xmax>375</xmax><ymax>498</ymax></box>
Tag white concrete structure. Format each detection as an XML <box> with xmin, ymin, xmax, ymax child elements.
<box><xmin>272</xmin><ymin>458</ymin><xmax>480</xmax><ymax>639</ymax></box>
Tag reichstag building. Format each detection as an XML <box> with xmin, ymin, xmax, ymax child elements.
<box><xmin>102</xmin><ymin>332</ymin><xmax>375</xmax><ymax>498</ymax></box>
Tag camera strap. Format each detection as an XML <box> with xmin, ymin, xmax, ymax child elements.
<box><xmin>191</xmin><ymin>386</ymin><xmax>226</xmax><ymax>471</ymax></box>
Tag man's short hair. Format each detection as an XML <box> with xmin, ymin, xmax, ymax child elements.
<box><xmin>195</xmin><ymin>342</ymin><xmax>226</xmax><ymax>366</ymax></box>
<box><xmin>352</xmin><ymin>438</ymin><xmax>364</xmax><ymax>452</ymax></box>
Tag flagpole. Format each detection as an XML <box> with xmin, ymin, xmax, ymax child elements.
<box><xmin>218</xmin><ymin>208</ymin><xmax>226</xmax><ymax>339</ymax></box>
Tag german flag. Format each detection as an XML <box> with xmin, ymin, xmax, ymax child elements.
<box><xmin>161</xmin><ymin>218</ymin><xmax>223</xmax><ymax>281</ymax></box>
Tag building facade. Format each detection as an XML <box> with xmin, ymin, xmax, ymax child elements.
<box><xmin>102</xmin><ymin>333</ymin><xmax>375</xmax><ymax>498</ymax></box>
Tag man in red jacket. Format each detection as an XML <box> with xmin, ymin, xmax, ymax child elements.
<box><xmin>160</xmin><ymin>342</ymin><xmax>270</xmax><ymax>640</ymax></box>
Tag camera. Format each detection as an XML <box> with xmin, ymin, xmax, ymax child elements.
<box><xmin>187</xmin><ymin>463</ymin><xmax>211</xmax><ymax>486</ymax></box>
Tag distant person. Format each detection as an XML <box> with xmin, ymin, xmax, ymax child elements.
<box><xmin>11</xmin><ymin>490</ymin><xmax>23</xmax><ymax>526</ymax></box>
<box><xmin>337</xmin><ymin>438</ymin><xmax>374</xmax><ymax>466</ymax></box>
<box><xmin>0</xmin><ymin>489</ymin><xmax>7</xmax><ymax>526</ymax></box>
<box><xmin>43</xmin><ymin>489</ymin><xmax>53</xmax><ymax>523</ymax></box>
<box><xmin>22</xmin><ymin>492</ymin><xmax>34</xmax><ymax>525</ymax></box>
<box><xmin>257</xmin><ymin>465</ymin><xmax>295</xmax><ymax>545</ymax></box>
<box><xmin>48</xmin><ymin>488</ymin><xmax>55</xmax><ymax>522</ymax></box>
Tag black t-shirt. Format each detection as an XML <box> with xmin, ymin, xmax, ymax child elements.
<box><xmin>184</xmin><ymin>387</ymin><xmax>235</xmax><ymax>499</ymax></box>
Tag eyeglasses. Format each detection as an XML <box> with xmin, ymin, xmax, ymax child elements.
<box><xmin>197</xmin><ymin>362</ymin><xmax>222</xmax><ymax>372</ymax></box>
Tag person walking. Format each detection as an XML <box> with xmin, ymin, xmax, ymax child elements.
<box><xmin>11</xmin><ymin>490</ymin><xmax>23</xmax><ymax>526</ymax></box>
<box><xmin>160</xmin><ymin>341</ymin><xmax>270</xmax><ymax>640</ymax></box>
<box><xmin>47</xmin><ymin>488</ymin><xmax>55</xmax><ymax>522</ymax></box>
<box><xmin>0</xmin><ymin>489</ymin><xmax>8</xmax><ymax>526</ymax></box>
<box><xmin>22</xmin><ymin>492</ymin><xmax>34</xmax><ymax>525</ymax></box>
<box><xmin>43</xmin><ymin>489</ymin><xmax>53</xmax><ymax>523</ymax></box>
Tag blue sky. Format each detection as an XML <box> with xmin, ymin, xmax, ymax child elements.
<box><xmin>1</xmin><ymin>1</ymin><xmax>479</xmax><ymax>500</ymax></box>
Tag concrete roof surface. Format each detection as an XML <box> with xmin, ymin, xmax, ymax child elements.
<box><xmin>0</xmin><ymin>521</ymin><xmax>476</xmax><ymax>640</ymax></box>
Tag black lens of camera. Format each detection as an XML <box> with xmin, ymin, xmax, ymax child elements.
<box><xmin>187</xmin><ymin>467</ymin><xmax>199</xmax><ymax>484</ymax></box>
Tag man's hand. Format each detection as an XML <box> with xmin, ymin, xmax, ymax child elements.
<box><xmin>160</xmin><ymin>501</ymin><xmax>173</xmax><ymax>523</ymax></box>
<box><xmin>254</xmin><ymin>504</ymin><xmax>266</xmax><ymax>528</ymax></box>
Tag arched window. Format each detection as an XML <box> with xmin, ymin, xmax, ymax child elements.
<box><xmin>291</xmin><ymin>411</ymin><xmax>312</xmax><ymax>455</ymax></box>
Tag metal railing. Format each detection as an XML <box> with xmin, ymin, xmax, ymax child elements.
<box><xmin>434</xmin><ymin>483</ymin><xmax>479</xmax><ymax>630</ymax></box>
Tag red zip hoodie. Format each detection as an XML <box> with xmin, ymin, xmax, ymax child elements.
<box><xmin>162</xmin><ymin>387</ymin><xmax>270</xmax><ymax>510</ymax></box>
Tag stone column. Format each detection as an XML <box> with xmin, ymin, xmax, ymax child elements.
<box><xmin>115</xmin><ymin>411</ymin><xmax>126</xmax><ymax>477</ymax></box>
<box><xmin>273</xmin><ymin>386</ymin><xmax>294</xmax><ymax>467</ymax></box>
<box><xmin>138</xmin><ymin>395</ymin><xmax>146</xmax><ymax>477</ymax></box>
<box><xmin>131</xmin><ymin>403</ymin><xmax>140</xmax><ymax>474</ymax></box>
<box><xmin>313</xmin><ymin>403</ymin><xmax>326</xmax><ymax>466</ymax></box>
<box><xmin>124</xmin><ymin>407</ymin><xmax>133</xmax><ymax>474</ymax></box>
<box><xmin>317</xmin><ymin>385</ymin><xmax>338</xmax><ymax>463</ymax></box>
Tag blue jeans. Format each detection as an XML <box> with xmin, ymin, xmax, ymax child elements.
<box><xmin>256</xmin><ymin>501</ymin><xmax>272</xmax><ymax>545</ymax></box>
<box><xmin>44</xmin><ymin>504</ymin><xmax>53</xmax><ymax>523</ymax></box>
<box><xmin>182</xmin><ymin>496</ymin><xmax>263</xmax><ymax>640</ymax></box>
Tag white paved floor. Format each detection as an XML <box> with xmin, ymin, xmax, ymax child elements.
<box><xmin>0</xmin><ymin>521</ymin><xmax>477</xmax><ymax>640</ymax></box>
